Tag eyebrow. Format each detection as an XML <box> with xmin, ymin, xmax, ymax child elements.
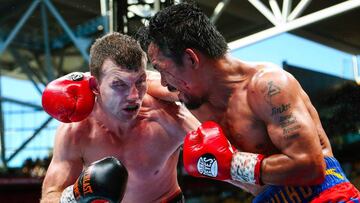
<box><xmin>111</xmin><ymin>78</ymin><xmax>125</xmax><ymax>83</ymax></box>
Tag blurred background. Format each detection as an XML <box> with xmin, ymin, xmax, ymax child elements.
<box><xmin>0</xmin><ymin>0</ymin><xmax>359</xmax><ymax>202</ymax></box>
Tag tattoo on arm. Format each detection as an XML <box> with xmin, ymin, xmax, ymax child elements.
<box><xmin>264</xmin><ymin>81</ymin><xmax>281</xmax><ymax>105</ymax></box>
<box><xmin>263</xmin><ymin>81</ymin><xmax>301</xmax><ymax>139</ymax></box>
<box><xmin>271</xmin><ymin>103</ymin><xmax>291</xmax><ymax>115</ymax></box>
<box><xmin>279</xmin><ymin>114</ymin><xmax>296</xmax><ymax>128</ymax></box>
<box><xmin>279</xmin><ymin>113</ymin><xmax>301</xmax><ymax>139</ymax></box>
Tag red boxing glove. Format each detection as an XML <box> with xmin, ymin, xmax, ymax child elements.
<box><xmin>183</xmin><ymin>121</ymin><xmax>234</xmax><ymax>180</ymax></box>
<box><xmin>183</xmin><ymin>121</ymin><xmax>264</xmax><ymax>184</ymax></box>
<box><xmin>42</xmin><ymin>72</ymin><xmax>95</xmax><ymax>123</ymax></box>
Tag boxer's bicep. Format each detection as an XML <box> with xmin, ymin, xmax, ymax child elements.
<box><xmin>41</xmin><ymin>124</ymin><xmax>83</xmax><ymax>201</ymax></box>
<box><xmin>249</xmin><ymin>70</ymin><xmax>324</xmax><ymax>185</ymax></box>
<box><xmin>146</xmin><ymin>70</ymin><xmax>179</xmax><ymax>102</ymax></box>
<box><xmin>264</xmin><ymin>84</ymin><xmax>319</xmax><ymax>157</ymax></box>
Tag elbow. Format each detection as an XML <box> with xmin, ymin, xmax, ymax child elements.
<box><xmin>304</xmin><ymin>156</ymin><xmax>326</xmax><ymax>185</ymax></box>
<box><xmin>311</xmin><ymin>163</ymin><xmax>326</xmax><ymax>185</ymax></box>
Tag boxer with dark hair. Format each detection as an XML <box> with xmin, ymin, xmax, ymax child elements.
<box><xmin>138</xmin><ymin>3</ymin><xmax>360</xmax><ymax>202</ymax></box>
<box><xmin>41</xmin><ymin>32</ymin><xmax>199</xmax><ymax>203</ymax></box>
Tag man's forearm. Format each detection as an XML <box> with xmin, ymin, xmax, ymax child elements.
<box><xmin>230</xmin><ymin>151</ymin><xmax>325</xmax><ymax>186</ymax></box>
<box><xmin>260</xmin><ymin>153</ymin><xmax>325</xmax><ymax>186</ymax></box>
<box><xmin>146</xmin><ymin>70</ymin><xmax>179</xmax><ymax>102</ymax></box>
<box><xmin>40</xmin><ymin>191</ymin><xmax>62</xmax><ymax>203</ymax></box>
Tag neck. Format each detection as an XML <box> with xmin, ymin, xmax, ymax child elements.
<box><xmin>92</xmin><ymin>102</ymin><xmax>137</xmax><ymax>137</ymax></box>
<box><xmin>203</xmin><ymin>54</ymin><xmax>249</xmax><ymax>110</ymax></box>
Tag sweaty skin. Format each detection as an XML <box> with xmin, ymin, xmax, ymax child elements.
<box><xmin>41</xmin><ymin>58</ymin><xmax>200</xmax><ymax>203</ymax></box>
<box><xmin>147</xmin><ymin>43</ymin><xmax>332</xmax><ymax>195</ymax></box>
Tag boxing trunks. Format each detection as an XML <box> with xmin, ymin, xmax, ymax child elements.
<box><xmin>253</xmin><ymin>157</ymin><xmax>360</xmax><ymax>203</ymax></box>
<box><xmin>160</xmin><ymin>190</ymin><xmax>185</xmax><ymax>203</ymax></box>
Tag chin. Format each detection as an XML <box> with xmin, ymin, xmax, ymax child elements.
<box><xmin>123</xmin><ymin>113</ymin><xmax>139</xmax><ymax>120</ymax></box>
<box><xmin>180</xmin><ymin>92</ymin><xmax>205</xmax><ymax>110</ymax></box>
<box><xmin>184</xmin><ymin>100</ymin><xmax>203</xmax><ymax>110</ymax></box>
<box><xmin>114</xmin><ymin>111</ymin><xmax>139</xmax><ymax>121</ymax></box>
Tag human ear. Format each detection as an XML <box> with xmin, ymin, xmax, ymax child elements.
<box><xmin>89</xmin><ymin>76</ymin><xmax>100</xmax><ymax>95</ymax></box>
<box><xmin>184</xmin><ymin>48</ymin><xmax>199</xmax><ymax>69</ymax></box>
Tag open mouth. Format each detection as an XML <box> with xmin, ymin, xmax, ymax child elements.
<box><xmin>178</xmin><ymin>92</ymin><xmax>186</xmax><ymax>102</ymax></box>
<box><xmin>123</xmin><ymin>104</ymin><xmax>140</xmax><ymax>112</ymax></box>
<box><xmin>167</xmin><ymin>85</ymin><xmax>178</xmax><ymax>92</ymax></box>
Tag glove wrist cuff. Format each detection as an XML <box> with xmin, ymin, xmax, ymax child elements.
<box><xmin>60</xmin><ymin>185</ymin><xmax>76</xmax><ymax>203</ymax></box>
<box><xmin>230</xmin><ymin>152</ymin><xmax>265</xmax><ymax>185</ymax></box>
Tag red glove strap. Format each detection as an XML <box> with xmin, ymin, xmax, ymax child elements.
<box><xmin>254</xmin><ymin>154</ymin><xmax>265</xmax><ymax>185</ymax></box>
<box><xmin>230</xmin><ymin>152</ymin><xmax>265</xmax><ymax>185</ymax></box>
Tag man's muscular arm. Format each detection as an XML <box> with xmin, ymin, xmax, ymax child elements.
<box><xmin>41</xmin><ymin>124</ymin><xmax>83</xmax><ymax>203</ymax></box>
<box><xmin>140</xmin><ymin>95</ymin><xmax>200</xmax><ymax>142</ymax></box>
<box><xmin>248</xmin><ymin>68</ymin><xmax>325</xmax><ymax>185</ymax></box>
<box><xmin>146</xmin><ymin>70</ymin><xmax>179</xmax><ymax>102</ymax></box>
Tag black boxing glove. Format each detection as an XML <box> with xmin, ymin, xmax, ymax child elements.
<box><xmin>60</xmin><ymin>157</ymin><xmax>128</xmax><ymax>203</ymax></box>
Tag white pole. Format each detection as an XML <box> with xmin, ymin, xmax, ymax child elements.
<box><xmin>282</xmin><ymin>0</ymin><xmax>292</xmax><ymax>21</ymax></box>
<box><xmin>248</xmin><ymin>0</ymin><xmax>279</xmax><ymax>25</ymax></box>
<box><xmin>211</xmin><ymin>0</ymin><xmax>232</xmax><ymax>24</ymax></box>
<box><xmin>229</xmin><ymin>0</ymin><xmax>360</xmax><ymax>50</ymax></box>
<box><xmin>287</xmin><ymin>0</ymin><xmax>312</xmax><ymax>21</ymax></box>
<box><xmin>269</xmin><ymin>0</ymin><xmax>283</xmax><ymax>22</ymax></box>
<box><xmin>353</xmin><ymin>55</ymin><xmax>360</xmax><ymax>85</ymax></box>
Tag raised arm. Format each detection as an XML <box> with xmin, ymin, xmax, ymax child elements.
<box><xmin>41</xmin><ymin>124</ymin><xmax>83</xmax><ymax>203</ymax></box>
<box><xmin>146</xmin><ymin>70</ymin><xmax>179</xmax><ymax>102</ymax></box>
<box><xmin>248</xmin><ymin>68</ymin><xmax>325</xmax><ymax>185</ymax></box>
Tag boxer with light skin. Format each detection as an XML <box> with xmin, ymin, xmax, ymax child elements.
<box><xmin>138</xmin><ymin>3</ymin><xmax>360</xmax><ymax>202</ymax></box>
<box><xmin>41</xmin><ymin>32</ymin><xmax>200</xmax><ymax>203</ymax></box>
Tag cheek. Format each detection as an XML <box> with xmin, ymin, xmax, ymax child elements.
<box><xmin>138</xmin><ymin>84</ymin><xmax>147</xmax><ymax>97</ymax></box>
<box><xmin>164</xmin><ymin>74</ymin><xmax>181</xmax><ymax>89</ymax></box>
<box><xmin>182</xmin><ymin>82</ymin><xmax>201</xmax><ymax>98</ymax></box>
<box><xmin>100</xmin><ymin>84</ymin><xmax>113</xmax><ymax>97</ymax></box>
<box><xmin>100</xmin><ymin>86</ymin><xmax>125</xmax><ymax>103</ymax></box>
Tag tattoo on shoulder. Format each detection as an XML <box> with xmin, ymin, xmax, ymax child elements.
<box><xmin>264</xmin><ymin>81</ymin><xmax>281</xmax><ymax>104</ymax></box>
<box><xmin>271</xmin><ymin>103</ymin><xmax>291</xmax><ymax>115</ymax></box>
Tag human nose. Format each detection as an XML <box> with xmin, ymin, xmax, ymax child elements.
<box><xmin>127</xmin><ymin>84</ymin><xmax>139</xmax><ymax>101</ymax></box>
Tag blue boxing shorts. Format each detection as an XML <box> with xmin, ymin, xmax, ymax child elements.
<box><xmin>253</xmin><ymin>157</ymin><xmax>360</xmax><ymax>203</ymax></box>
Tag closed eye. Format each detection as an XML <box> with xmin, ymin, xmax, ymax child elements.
<box><xmin>136</xmin><ymin>74</ymin><xmax>147</xmax><ymax>84</ymax></box>
<box><xmin>112</xmin><ymin>81</ymin><xmax>127</xmax><ymax>88</ymax></box>
<box><xmin>136</xmin><ymin>79</ymin><xmax>146</xmax><ymax>85</ymax></box>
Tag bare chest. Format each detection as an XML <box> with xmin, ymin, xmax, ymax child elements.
<box><xmin>222</xmin><ymin>93</ymin><xmax>277</xmax><ymax>154</ymax></box>
<box><xmin>82</xmin><ymin>123</ymin><xmax>179</xmax><ymax>180</ymax></box>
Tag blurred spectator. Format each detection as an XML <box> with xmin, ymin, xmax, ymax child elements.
<box><xmin>21</xmin><ymin>158</ymin><xmax>35</xmax><ymax>176</ymax></box>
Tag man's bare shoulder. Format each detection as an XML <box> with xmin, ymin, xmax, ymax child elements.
<box><xmin>56</xmin><ymin>118</ymin><xmax>94</xmax><ymax>144</ymax></box>
<box><xmin>248</xmin><ymin>64</ymin><xmax>297</xmax><ymax>96</ymax></box>
<box><xmin>246</xmin><ymin>63</ymin><xmax>301</xmax><ymax>119</ymax></box>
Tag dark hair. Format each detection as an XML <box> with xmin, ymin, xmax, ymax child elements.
<box><xmin>90</xmin><ymin>32</ymin><xmax>146</xmax><ymax>79</ymax></box>
<box><xmin>137</xmin><ymin>3</ymin><xmax>228</xmax><ymax>65</ymax></box>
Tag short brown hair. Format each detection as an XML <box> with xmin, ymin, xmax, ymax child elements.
<box><xmin>89</xmin><ymin>32</ymin><xmax>146</xmax><ymax>79</ymax></box>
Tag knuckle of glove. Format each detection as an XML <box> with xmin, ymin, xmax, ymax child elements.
<box><xmin>74</xmin><ymin>157</ymin><xmax>128</xmax><ymax>203</ymax></box>
<box><xmin>42</xmin><ymin>72</ymin><xmax>95</xmax><ymax>123</ymax></box>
